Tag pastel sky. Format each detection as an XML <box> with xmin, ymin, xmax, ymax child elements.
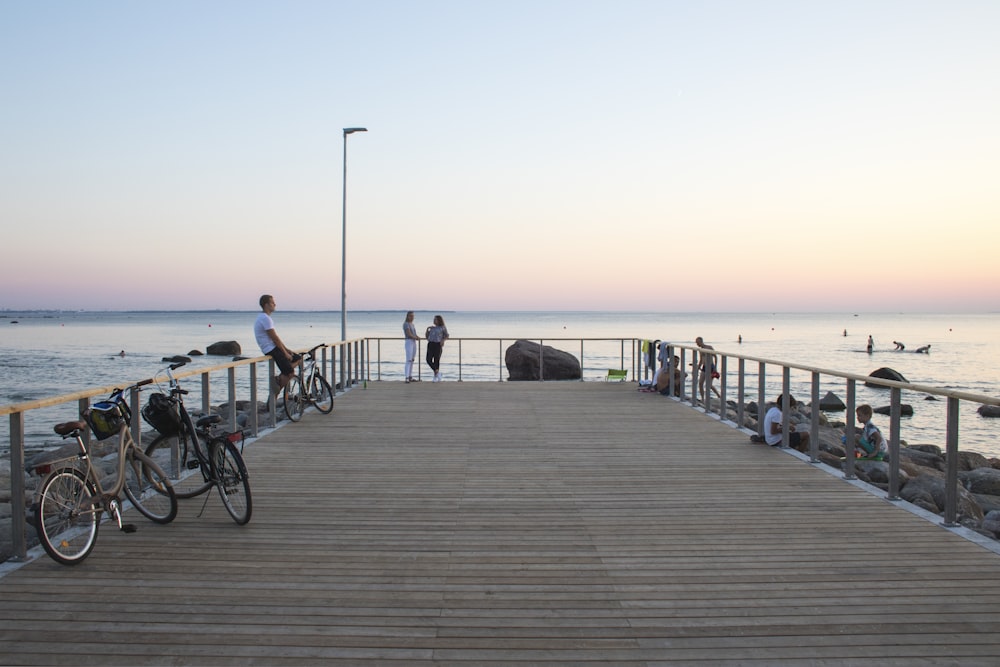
<box><xmin>2</xmin><ymin>1</ymin><xmax>998</xmax><ymax>313</ymax></box>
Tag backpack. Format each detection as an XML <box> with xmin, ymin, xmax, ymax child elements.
<box><xmin>141</xmin><ymin>393</ymin><xmax>182</xmax><ymax>435</ymax></box>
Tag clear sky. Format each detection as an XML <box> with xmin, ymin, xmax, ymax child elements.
<box><xmin>2</xmin><ymin>1</ymin><xmax>998</xmax><ymax>313</ymax></box>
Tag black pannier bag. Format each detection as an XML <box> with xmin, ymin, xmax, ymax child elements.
<box><xmin>141</xmin><ymin>393</ymin><xmax>182</xmax><ymax>435</ymax></box>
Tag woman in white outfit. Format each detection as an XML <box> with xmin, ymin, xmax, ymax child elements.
<box><xmin>403</xmin><ymin>311</ymin><xmax>419</xmax><ymax>382</ymax></box>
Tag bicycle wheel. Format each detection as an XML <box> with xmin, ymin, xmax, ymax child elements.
<box><xmin>212</xmin><ymin>440</ymin><xmax>253</xmax><ymax>525</ymax></box>
<box><xmin>35</xmin><ymin>468</ymin><xmax>100</xmax><ymax>565</ymax></box>
<box><xmin>144</xmin><ymin>412</ymin><xmax>213</xmax><ymax>499</ymax></box>
<box><xmin>123</xmin><ymin>448</ymin><xmax>178</xmax><ymax>524</ymax></box>
<box><xmin>283</xmin><ymin>375</ymin><xmax>304</xmax><ymax>422</ymax></box>
<box><xmin>309</xmin><ymin>374</ymin><xmax>334</xmax><ymax>414</ymax></box>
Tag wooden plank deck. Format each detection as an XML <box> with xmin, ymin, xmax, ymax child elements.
<box><xmin>2</xmin><ymin>382</ymin><xmax>1000</xmax><ymax>666</ymax></box>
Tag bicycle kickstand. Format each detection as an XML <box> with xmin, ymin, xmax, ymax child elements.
<box><xmin>196</xmin><ymin>485</ymin><xmax>213</xmax><ymax>518</ymax></box>
<box><xmin>108</xmin><ymin>497</ymin><xmax>137</xmax><ymax>533</ymax></box>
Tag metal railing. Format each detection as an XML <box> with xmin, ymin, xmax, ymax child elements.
<box><xmin>1</xmin><ymin>340</ymin><xmax>365</xmax><ymax>563</ymax></box>
<box><xmin>364</xmin><ymin>336</ymin><xmax>644</xmax><ymax>382</ymax></box>
<box><xmin>4</xmin><ymin>335</ymin><xmax>999</xmax><ymax>564</ymax></box>
<box><xmin>659</xmin><ymin>342</ymin><xmax>1000</xmax><ymax>530</ymax></box>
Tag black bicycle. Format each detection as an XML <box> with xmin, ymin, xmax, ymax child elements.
<box><xmin>142</xmin><ymin>362</ymin><xmax>252</xmax><ymax>525</ymax></box>
<box><xmin>283</xmin><ymin>344</ymin><xmax>335</xmax><ymax>422</ymax></box>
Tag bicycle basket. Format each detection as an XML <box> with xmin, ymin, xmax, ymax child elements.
<box><xmin>141</xmin><ymin>392</ymin><xmax>182</xmax><ymax>435</ymax></box>
<box><xmin>83</xmin><ymin>394</ymin><xmax>131</xmax><ymax>440</ymax></box>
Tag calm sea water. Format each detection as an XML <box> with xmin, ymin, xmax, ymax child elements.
<box><xmin>2</xmin><ymin>311</ymin><xmax>998</xmax><ymax>457</ymax></box>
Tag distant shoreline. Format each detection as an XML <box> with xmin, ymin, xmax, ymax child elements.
<box><xmin>4</xmin><ymin>309</ymin><xmax>997</xmax><ymax>316</ymax></box>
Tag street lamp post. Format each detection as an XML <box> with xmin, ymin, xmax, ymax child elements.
<box><xmin>341</xmin><ymin>127</ymin><xmax>366</xmax><ymax>387</ymax></box>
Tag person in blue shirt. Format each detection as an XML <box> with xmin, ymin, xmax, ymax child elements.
<box><xmin>851</xmin><ymin>404</ymin><xmax>888</xmax><ymax>460</ymax></box>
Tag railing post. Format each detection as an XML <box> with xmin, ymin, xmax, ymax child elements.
<box><xmin>130</xmin><ymin>386</ymin><xmax>142</xmax><ymax>450</ymax></box>
<box><xmin>757</xmin><ymin>363</ymin><xmax>766</xmax><ymax>440</ymax></box>
<box><xmin>581</xmin><ymin>340</ymin><xmax>586</xmax><ymax>382</ymax></box>
<box><xmin>888</xmin><ymin>386</ymin><xmax>902</xmax><ymax>500</ymax></box>
<box><xmin>667</xmin><ymin>345</ymin><xmax>676</xmax><ymax>400</ymax></box>
<box><xmin>690</xmin><ymin>350</ymin><xmax>699</xmax><ymax>408</ymax></box>
<box><xmin>8</xmin><ymin>411</ymin><xmax>27</xmax><ymax>561</ymax></box>
<box><xmin>538</xmin><ymin>339</ymin><xmax>544</xmax><ymax>382</ymax></box>
<box><xmin>809</xmin><ymin>372</ymin><xmax>820</xmax><ymax>463</ymax></box>
<box><xmin>458</xmin><ymin>339</ymin><xmax>463</xmax><ymax>382</ymax></box>
<box><xmin>943</xmin><ymin>397</ymin><xmax>960</xmax><ymax>526</ymax></box>
<box><xmin>249</xmin><ymin>361</ymin><xmax>259</xmax><ymax>436</ymax></box>
<box><xmin>718</xmin><ymin>356</ymin><xmax>728</xmax><ymax>421</ymax></box>
<box><xmin>844</xmin><ymin>379</ymin><xmax>857</xmax><ymax>480</ymax></box>
<box><xmin>498</xmin><ymin>339</ymin><xmax>503</xmax><ymax>382</ymax></box>
<box><xmin>737</xmin><ymin>358</ymin><xmax>745</xmax><ymax>427</ymax></box>
<box><xmin>201</xmin><ymin>371</ymin><xmax>211</xmax><ymax>415</ymax></box>
<box><xmin>267</xmin><ymin>359</ymin><xmax>277</xmax><ymax>427</ymax></box>
<box><xmin>780</xmin><ymin>366</ymin><xmax>791</xmax><ymax>448</ymax></box>
<box><xmin>227</xmin><ymin>367</ymin><xmax>237</xmax><ymax>432</ymax></box>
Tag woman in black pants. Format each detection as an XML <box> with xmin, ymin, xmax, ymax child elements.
<box><xmin>425</xmin><ymin>315</ymin><xmax>450</xmax><ymax>382</ymax></box>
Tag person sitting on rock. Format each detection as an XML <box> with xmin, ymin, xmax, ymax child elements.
<box><xmin>763</xmin><ymin>394</ymin><xmax>809</xmax><ymax>452</ymax></box>
<box><xmin>656</xmin><ymin>355</ymin><xmax>684</xmax><ymax>397</ymax></box>
<box><xmin>915</xmin><ymin>344</ymin><xmax>931</xmax><ymax>354</ymax></box>
<box><xmin>850</xmin><ymin>404</ymin><xmax>888</xmax><ymax>460</ymax></box>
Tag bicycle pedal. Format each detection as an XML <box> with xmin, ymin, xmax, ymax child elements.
<box><xmin>186</xmin><ymin>460</ymin><xmax>201</xmax><ymax>470</ymax></box>
<box><xmin>121</xmin><ymin>524</ymin><xmax>138</xmax><ymax>533</ymax></box>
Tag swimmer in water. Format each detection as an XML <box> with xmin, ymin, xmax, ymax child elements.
<box><xmin>893</xmin><ymin>341</ymin><xmax>905</xmax><ymax>351</ymax></box>
<box><xmin>915</xmin><ymin>345</ymin><xmax>931</xmax><ymax>354</ymax></box>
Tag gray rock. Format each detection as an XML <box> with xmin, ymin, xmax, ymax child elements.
<box><xmin>978</xmin><ymin>405</ymin><xmax>1000</xmax><ymax>418</ymax></box>
<box><xmin>900</xmin><ymin>473</ymin><xmax>983</xmax><ymax>522</ymax></box>
<box><xmin>898</xmin><ymin>446</ymin><xmax>945</xmax><ymax>472</ymax></box>
<box><xmin>874</xmin><ymin>404</ymin><xmax>913</xmax><ymax>416</ymax></box>
<box><xmin>207</xmin><ymin>340</ymin><xmax>242</xmax><ymax>355</ymax></box>
<box><xmin>818</xmin><ymin>391</ymin><xmax>846</xmax><ymax>411</ymax></box>
<box><xmin>865</xmin><ymin>367</ymin><xmax>908</xmax><ymax>388</ymax></box>
<box><xmin>973</xmin><ymin>494</ymin><xmax>1000</xmax><ymax>515</ymax></box>
<box><xmin>960</xmin><ymin>468</ymin><xmax>1000</xmax><ymax>496</ymax></box>
<box><xmin>162</xmin><ymin>355</ymin><xmax>192</xmax><ymax>363</ymax></box>
<box><xmin>504</xmin><ymin>340</ymin><xmax>581</xmax><ymax>381</ymax></box>
<box><xmin>982</xmin><ymin>510</ymin><xmax>1000</xmax><ymax>536</ymax></box>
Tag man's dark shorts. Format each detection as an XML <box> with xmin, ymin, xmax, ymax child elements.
<box><xmin>770</xmin><ymin>432</ymin><xmax>805</xmax><ymax>449</ymax></box>
<box><xmin>267</xmin><ymin>348</ymin><xmax>294</xmax><ymax>376</ymax></box>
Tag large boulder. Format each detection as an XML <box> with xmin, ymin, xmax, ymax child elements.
<box><xmin>901</xmin><ymin>473</ymin><xmax>984</xmax><ymax>522</ymax></box>
<box><xmin>874</xmin><ymin>404</ymin><xmax>914</xmax><ymax>416</ymax></box>
<box><xmin>504</xmin><ymin>340</ymin><xmax>581</xmax><ymax>381</ymax></box>
<box><xmin>818</xmin><ymin>391</ymin><xmax>846</xmax><ymax>411</ymax></box>
<box><xmin>960</xmin><ymin>468</ymin><xmax>1000</xmax><ymax>496</ymax></box>
<box><xmin>865</xmin><ymin>367</ymin><xmax>908</xmax><ymax>388</ymax></box>
<box><xmin>207</xmin><ymin>340</ymin><xmax>242</xmax><ymax>356</ymax></box>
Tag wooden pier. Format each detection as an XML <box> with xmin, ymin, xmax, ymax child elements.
<box><xmin>2</xmin><ymin>382</ymin><xmax>1000</xmax><ymax>665</ymax></box>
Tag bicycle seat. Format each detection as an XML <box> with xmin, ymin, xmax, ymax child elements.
<box><xmin>196</xmin><ymin>415</ymin><xmax>222</xmax><ymax>428</ymax></box>
<box><xmin>54</xmin><ymin>421</ymin><xmax>86</xmax><ymax>435</ymax></box>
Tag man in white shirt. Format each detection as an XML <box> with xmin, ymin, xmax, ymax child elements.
<box><xmin>763</xmin><ymin>394</ymin><xmax>810</xmax><ymax>452</ymax></box>
<box><xmin>254</xmin><ymin>294</ymin><xmax>295</xmax><ymax>395</ymax></box>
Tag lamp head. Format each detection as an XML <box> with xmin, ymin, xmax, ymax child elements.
<box><xmin>343</xmin><ymin>127</ymin><xmax>368</xmax><ymax>135</ymax></box>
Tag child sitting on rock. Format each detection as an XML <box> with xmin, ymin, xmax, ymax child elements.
<box><xmin>852</xmin><ymin>404</ymin><xmax>888</xmax><ymax>460</ymax></box>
